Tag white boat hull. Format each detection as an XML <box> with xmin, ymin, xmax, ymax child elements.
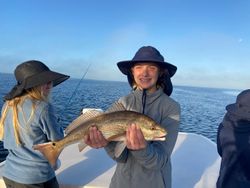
<box><xmin>0</xmin><ymin>132</ymin><xmax>221</xmax><ymax>188</ymax></box>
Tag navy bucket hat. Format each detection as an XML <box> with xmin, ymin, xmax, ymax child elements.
<box><xmin>117</xmin><ymin>46</ymin><xmax>177</xmax><ymax>96</ymax></box>
<box><xmin>117</xmin><ymin>46</ymin><xmax>177</xmax><ymax>77</ymax></box>
<box><xmin>226</xmin><ymin>89</ymin><xmax>250</xmax><ymax>120</ymax></box>
<box><xmin>4</xmin><ymin>60</ymin><xmax>70</xmax><ymax>100</ymax></box>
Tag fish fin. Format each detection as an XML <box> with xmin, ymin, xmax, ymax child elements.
<box><xmin>105</xmin><ymin>101</ymin><xmax>126</xmax><ymax>113</ymax></box>
<box><xmin>82</xmin><ymin>108</ymin><xmax>103</xmax><ymax>114</ymax></box>
<box><xmin>114</xmin><ymin>141</ymin><xmax>127</xmax><ymax>158</ymax></box>
<box><xmin>33</xmin><ymin>141</ymin><xmax>62</xmax><ymax>169</ymax></box>
<box><xmin>65</xmin><ymin>109</ymin><xmax>103</xmax><ymax>134</ymax></box>
<box><xmin>78</xmin><ymin>140</ymin><xmax>88</xmax><ymax>152</ymax></box>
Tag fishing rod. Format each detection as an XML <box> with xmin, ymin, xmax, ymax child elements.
<box><xmin>57</xmin><ymin>63</ymin><xmax>92</xmax><ymax>123</ymax></box>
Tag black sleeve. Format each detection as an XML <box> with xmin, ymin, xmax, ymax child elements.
<box><xmin>217</xmin><ymin>122</ymin><xmax>223</xmax><ymax>156</ymax></box>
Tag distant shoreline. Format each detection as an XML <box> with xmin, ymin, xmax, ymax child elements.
<box><xmin>0</xmin><ymin>72</ymin><xmax>242</xmax><ymax>91</ymax></box>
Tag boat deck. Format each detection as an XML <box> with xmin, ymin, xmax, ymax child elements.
<box><xmin>0</xmin><ymin>132</ymin><xmax>221</xmax><ymax>188</ymax></box>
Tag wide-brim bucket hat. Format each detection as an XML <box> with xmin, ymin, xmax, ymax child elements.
<box><xmin>226</xmin><ymin>89</ymin><xmax>250</xmax><ymax>120</ymax></box>
<box><xmin>117</xmin><ymin>46</ymin><xmax>177</xmax><ymax>77</ymax></box>
<box><xmin>4</xmin><ymin>60</ymin><xmax>70</xmax><ymax>100</ymax></box>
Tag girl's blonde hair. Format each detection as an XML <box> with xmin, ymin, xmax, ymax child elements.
<box><xmin>0</xmin><ymin>86</ymin><xmax>49</xmax><ymax>145</ymax></box>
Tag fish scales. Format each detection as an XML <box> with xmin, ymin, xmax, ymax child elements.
<box><xmin>33</xmin><ymin>110</ymin><xmax>167</xmax><ymax>168</ymax></box>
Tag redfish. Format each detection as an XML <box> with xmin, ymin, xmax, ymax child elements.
<box><xmin>33</xmin><ymin>103</ymin><xmax>167</xmax><ymax>168</ymax></box>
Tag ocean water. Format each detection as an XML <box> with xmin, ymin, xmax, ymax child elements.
<box><xmin>0</xmin><ymin>72</ymin><xmax>242</xmax><ymax>161</ymax></box>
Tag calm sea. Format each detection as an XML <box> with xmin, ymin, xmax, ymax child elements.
<box><xmin>0</xmin><ymin>72</ymin><xmax>242</xmax><ymax>161</ymax></box>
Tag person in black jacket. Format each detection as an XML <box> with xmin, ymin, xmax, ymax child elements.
<box><xmin>217</xmin><ymin>89</ymin><xmax>250</xmax><ymax>188</ymax></box>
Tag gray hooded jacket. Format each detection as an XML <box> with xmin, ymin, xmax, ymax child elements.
<box><xmin>105</xmin><ymin>88</ymin><xmax>180</xmax><ymax>188</ymax></box>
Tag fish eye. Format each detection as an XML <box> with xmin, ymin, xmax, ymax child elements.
<box><xmin>150</xmin><ymin>127</ymin><xmax>156</xmax><ymax>130</ymax></box>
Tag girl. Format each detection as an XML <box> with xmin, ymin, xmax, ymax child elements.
<box><xmin>0</xmin><ymin>60</ymin><xmax>69</xmax><ymax>188</ymax></box>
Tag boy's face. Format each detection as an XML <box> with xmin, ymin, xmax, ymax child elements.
<box><xmin>131</xmin><ymin>62</ymin><xmax>160</xmax><ymax>93</ymax></box>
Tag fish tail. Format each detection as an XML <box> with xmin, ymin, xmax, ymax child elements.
<box><xmin>33</xmin><ymin>141</ymin><xmax>63</xmax><ymax>168</ymax></box>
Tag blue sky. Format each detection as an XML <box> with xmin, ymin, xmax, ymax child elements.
<box><xmin>1</xmin><ymin>0</ymin><xmax>249</xmax><ymax>89</ymax></box>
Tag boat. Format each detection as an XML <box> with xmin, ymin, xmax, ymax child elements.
<box><xmin>0</xmin><ymin>132</ymin><xmax>221</xmax><ymax>188</ymax></box>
